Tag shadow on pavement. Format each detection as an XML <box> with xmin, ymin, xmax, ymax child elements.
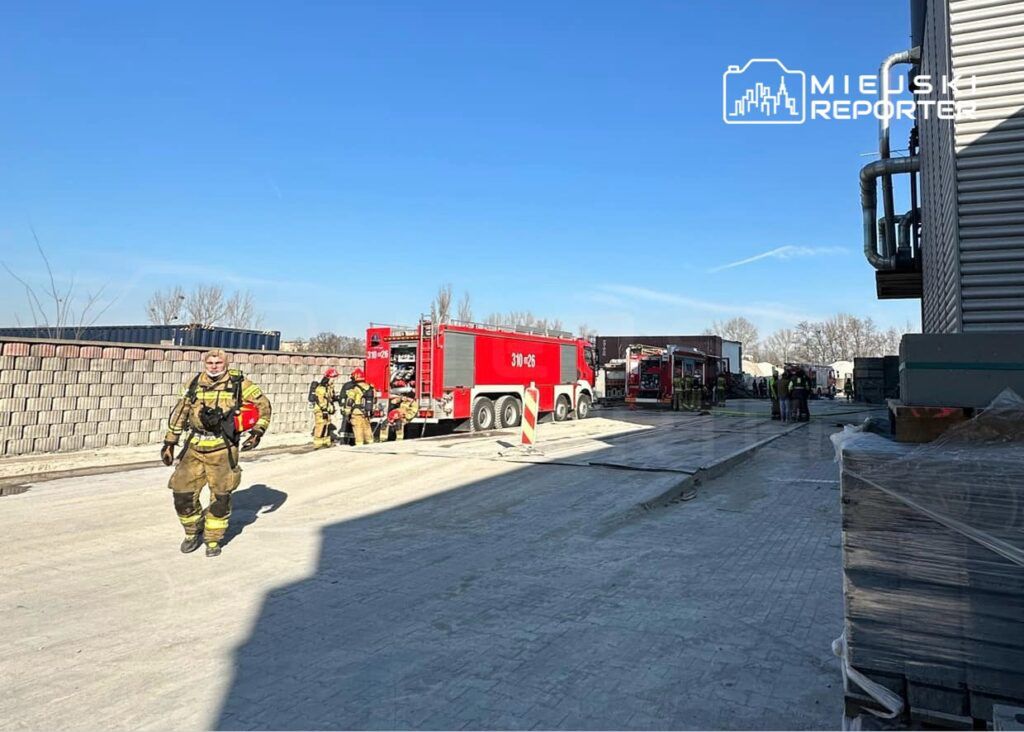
<box><xmin>223</xmin><ymin>484</ymin><xmax>288</xmax><ymax>547</ymax></box>
<box><xmin>214</xmin><ymin>408</ymin><xmax>845</xmax><ymax>730</ymax></box>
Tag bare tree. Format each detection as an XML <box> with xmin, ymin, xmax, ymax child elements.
<box><xmin>761</xmin><ymin>328</ymin><xmax>798</xmax><ymax>364</ymax></box>
<box><xmin>223</xmin><ymin>290</ymin><xmax>263</xmax><ymax>329</ymax></box>
<box><xmin>485</xmin><ymin>310</ymin><xmax>565</xmax><ymax>333</ymax></box>
<box><xmin>183</xmin><ymin>285</ymin><xmax>228</xmax><ymax>327</ymax></box>
<box><xmin>147</xmin><ymin>285</ymin><xmax>186</xmax><ymax>324</ymax></box>
<box><xmin>431</xmin><ymin>283</ymin><xmax>454</xmax><ymax>323</ymax></box>
<box><xmin>456</xmin><ymin>291</ymin><xmax>473</xmax><ymax>322</ymax></box>
<box><xmin>2</xmin><ymin>226</ymin><xmax>115</xmax><ymax>338</ymax></box>
<box><xmin>303</xmin><ymin>331</ymin><xmax>364</xmax><ymax>355</ymax></box>
<box><xmin>881</xmin><ymin>320</ymin><xmax>913</xmax><ymax>355</ymax></box>
<box><xmin>792</xmin><ymin>313</ymin><xmax>895</xmax><ymax>362</ymax></box>
<box><xmin>146</xmin><ymin>284</ymin><xmax>263</xmax><ymax>329</ymax></box>
<box><xmin>705</xmin><ymin>317</ymin><xmax>760</xmax><ymax>348</ymax></box>
<box><xmin>577</xmin><ymin>323</ymin><xmax>598</xmax><ymax>338</ymax></box>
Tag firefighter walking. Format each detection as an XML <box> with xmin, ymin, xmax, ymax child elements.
<box><xmin>340</xmin><ymin>368</ymin><xmax>375</xmax><ymax>446</ymax></box>
<box><xmin>312</xmin><ymin>367</ymin><xmax>338</xmax><ymax>449</ymax></box>
<box><xmin>383</xmin><ymin>394</ymin><xmax>418</xmax><ymax>441</ymax></box>
<box><xmin>161</xmin><ymin>349</ymin><xmax>271</xmax><ymax>557</ymax></box>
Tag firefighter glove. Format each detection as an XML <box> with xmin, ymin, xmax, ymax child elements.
<box><xmin>240</xmin><ymin>428</ymin><xmax>263</xmax><ymax>452</ymax></box>
<box><xmin>160</xmin><ymin>442</ymin><xmax>175</xmax><ymax>466</ymax></box>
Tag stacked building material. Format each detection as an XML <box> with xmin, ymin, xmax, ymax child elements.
<box><xmin>835</xmin><ymin>390</ymin><xmax>1024</xmax><ymax>724</ymax></box>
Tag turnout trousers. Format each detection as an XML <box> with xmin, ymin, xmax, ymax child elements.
<box><xmin>168</xmin><ymin>446</ymin><xmax>241</xmax><ymax>543</ymax></box>
<box><xmin>350</xmin><ymin>414</ymin><xmax>373</xmax><ymax>446</ymax></box>
<box><xmin>312</xmin><ymin>410</ymin><xmax>333</xmax><ymax>448</ymax></box>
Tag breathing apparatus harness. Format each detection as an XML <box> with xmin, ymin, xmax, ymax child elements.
<box><xmin>177</xmin><ymin>369</ymin><xmax>246</xmax><ymax>468</ymax></box>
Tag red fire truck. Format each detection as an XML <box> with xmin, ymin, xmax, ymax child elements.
<box><xmin>624</xmin><ymin>343</ymin><xmax>706</xmax><ymax>406</ymax></box>
<box><xmin>365</xmin><ymin>319</ymin><xmax>597</xmax><ymax>430</ymax></box>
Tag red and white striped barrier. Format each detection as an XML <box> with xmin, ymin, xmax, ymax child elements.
<box><xmin>521</xmin><ymin>382</ymin><xmax>539</xmax><ymax>447</ymax></box>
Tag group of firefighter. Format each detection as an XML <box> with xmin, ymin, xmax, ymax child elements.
<box><xmin>158</xmin><ymin>350</ymin><xmax>415</xmax><ymax>559</ymax></box>
<box><xmin>310</xmin><ymin>366</ymin><xmax>417</xmax><ymax>449</ymax></box>
<box><xmin>670</xmin><ymin>372</ymin><xmax>728</xmax><ymax>412</ymax></box>
<box><xmin>767</xmin><ymin>364</ymin><xmax>812</xmax><ymax>422</ymax></box>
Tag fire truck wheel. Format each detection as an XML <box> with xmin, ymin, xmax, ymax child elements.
<box><xmin>553</xmin><ymin>395</ymin><xmax>571</xmax><ymax>422</ymax></box>
<box><xmin>494</xmin><ymin>395</ymin><xmax>522</xmax><ymax>428</ymax></box>
<box><xmin>575</xmin><ymin>394</ymin><xmax>592</xmax><ymax>419</ymax></box>
<box><xmin>471</xmin><ymin>397</ymin><xmax>496</xmax><ymax>431</ymax></box>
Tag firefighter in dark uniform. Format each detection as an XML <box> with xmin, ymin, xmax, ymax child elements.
<box><xmin>791</xmin><ymin>366</ymin><xmax>811</xmax><ymax>422</ymax></box>
<box><xmin>769</xmin><ymin>368</ymin><xmax>781</xmax><ymax>420</ymax></box>
<box><xmin>340</xmin><ymin>368</ymin><xmax>375</xmax><ymax>446</ymax></box>
<box><xmin>161</xmin><ymin>349</ymin><xmax>271</xmax><ymax>557</ymax></box>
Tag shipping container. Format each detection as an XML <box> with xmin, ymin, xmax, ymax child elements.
<box><xmin>0</xmin><ymin>325</ymin><xmax>281</xmax><ymax>351</ymax></box>
<box><xmin>596</xmin><ymin>335</ymin><xmax>724</xmax><ymax>362</ymax></box>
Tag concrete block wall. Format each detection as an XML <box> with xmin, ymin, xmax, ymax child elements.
<box><xmin>0</xmin><ymin>339</ymin><xmax>363</xmax><ymax>457</ymax></box>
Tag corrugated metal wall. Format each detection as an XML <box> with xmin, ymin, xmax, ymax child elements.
<box><xmin>920</xmin><ymin>0</ymin><xmax>962</xmax><ymax>333</ymax></box>
<box><xmin>0</xmin><ymin>325</ymin><xmax>282</xmax><ymax>350</ymax></box>
<box><xmin>950</xmin><ymin>0</ymin><xmax>1024</xmax><ymax>332</ymax></box>
<box><xmin>920</xmin><ymin>0</ymin><xmax>1024</xmax><ymax>333</ymax></box>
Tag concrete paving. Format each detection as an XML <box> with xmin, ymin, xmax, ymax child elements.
<box><xmin>0</xmin><ymin>399</ymin><xmax>881</xmax><ymax>730</ymax></box>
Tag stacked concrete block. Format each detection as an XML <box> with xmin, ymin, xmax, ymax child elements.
<box><xmin>0</xmin><ymin>339</ymin><xmax>364</xmax><ymax>457</ymax></box>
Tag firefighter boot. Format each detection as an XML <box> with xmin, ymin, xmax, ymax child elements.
<box><xmin>205</xmin><ymin>541</ymin><xmax>222</xmax><ymax>557</ymax></box>
<box><xmin>180</xmin><ymin>533</ymin><xmax>203</xmax><ymax>554</ymax></box>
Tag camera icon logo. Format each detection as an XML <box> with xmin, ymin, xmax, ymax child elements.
<box><xmin>723</xmin><ymin>59</ymin><xmax>806</xmax><ymax>125</ymax></box>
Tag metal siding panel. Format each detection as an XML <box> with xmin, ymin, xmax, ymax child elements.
<box><xmin>560</xmin><ymin>344</ymin><xmax>576</xmax><ymax>384</ymax></box>
<box><xmin>921</xmin><ymin>0</ymin><xmax>963</xmax><ymax>333</ymax></box>
<box><xmin>443</xmin><ymin>331</ymin><xmax>475</xmax><ymax>388</ymax></box>
<box><xmin>952</xmin><ymin>0</ymin><xmax>1024</xmax><ymax>332</ymax></box>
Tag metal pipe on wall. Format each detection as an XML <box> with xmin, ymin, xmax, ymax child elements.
<box><xmin>898</xmin><ymin>211</ymin><xmax>914</xmax><ymax>257</ymax></box>
<box><xmin>862</xmin><ymin>156</ymin><xmax>920</xmax><ymax>270</ymax></box>
<box><xmin>878</xmin><ymin>47</ymin><xmax>921</xmax><ymax>256</ymax></box>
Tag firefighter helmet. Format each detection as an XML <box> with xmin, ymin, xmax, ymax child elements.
<box><xmin>324</xmin><ymin>367</ymin><xmax>339</xmax><ymax>378</ymax></box>
<box><xmin>352</xmin><ymin>368</ymin><xmax>365</xmax><ymax>381</ymax></box>
<box><xmin>234</xmin><ymin>402</ymin><xmax>261</xmax><ymax>433</ymax></box>
<box><xmin>388</xmin><ymin>408</ymin><xmax>401</xmax><ymax>423</ymax></box>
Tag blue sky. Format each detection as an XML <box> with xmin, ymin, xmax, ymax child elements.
<box><xmin>0</xmin><ymin>1</ymin><xmax>921</xmax><ymax>340</ymax></box>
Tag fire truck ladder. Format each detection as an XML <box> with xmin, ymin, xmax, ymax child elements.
<box><xmin>418</xmin><ymin>318</ymin><xmax>435</xmax><ymax>408</ymax></box>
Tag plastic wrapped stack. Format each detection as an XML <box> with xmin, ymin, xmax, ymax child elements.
<box><xmin>833</xmin><ymin>390</ymin><xmax>1024</xmax><ymax>725</ymax></box>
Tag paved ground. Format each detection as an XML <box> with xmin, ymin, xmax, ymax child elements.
<box><xmin>0</xmin><ymin>399</ymin><xmax>880</xmax><ymax>730</ymax></box>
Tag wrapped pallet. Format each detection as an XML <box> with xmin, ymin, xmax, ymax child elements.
<box><xmin>833</xmin><ymin>390</ymin><xmax>1024</xmax><ymax>726</ymax></box>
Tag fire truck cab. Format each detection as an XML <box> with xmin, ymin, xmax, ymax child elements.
<box><xmin>365</xmin><ymin>319</ymin><xmax>597</xmax><ymax>430</ymax></box>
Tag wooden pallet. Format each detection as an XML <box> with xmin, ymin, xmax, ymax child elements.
<box><xmin>887</xmin><ymin>399</ymin><xmax>974</xmax><ymax>443</ymax></box>
<box><xmin>845</xmin><ymin>666</ymin><xmax>1024</xmax><ymax>730</ymax></box>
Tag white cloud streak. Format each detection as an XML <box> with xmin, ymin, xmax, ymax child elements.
<box><xmin>598</xmin><ymin>284</ymin><xmax>812</xmax><ymax>324</ymax></box>
<box><xmin>710</xmin><ymin>245</ymin><xmax>849</xmax><ymax>273</ymax></box>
